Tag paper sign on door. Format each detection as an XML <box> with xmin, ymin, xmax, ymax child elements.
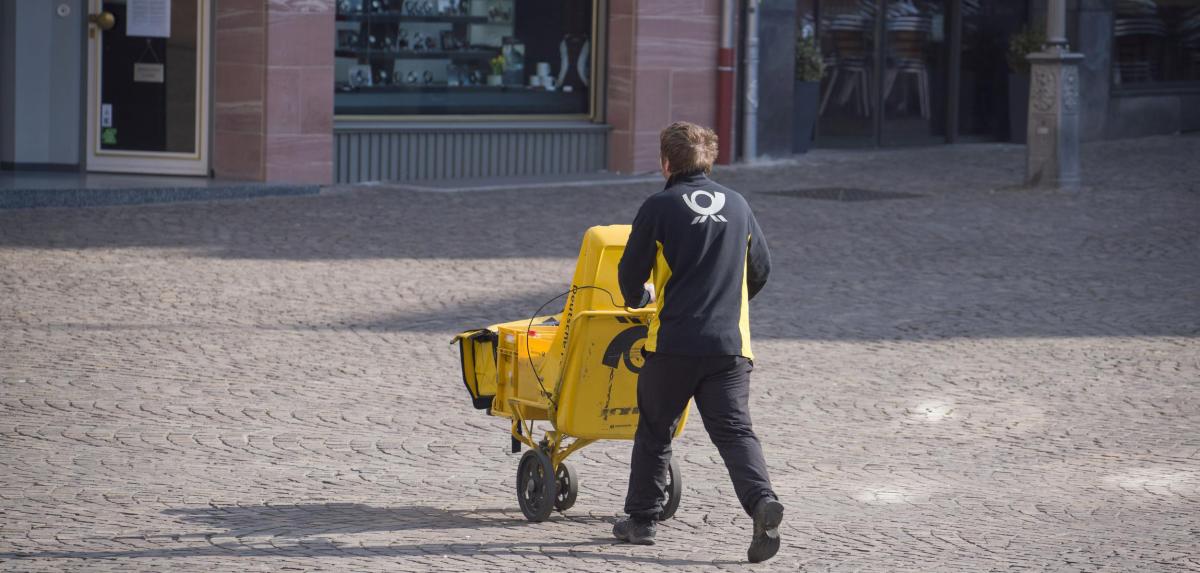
<box><xmin>101</xmin><ymin>104</ymin><xmax>113</xmax><ymax>128</ymax></box>
<box><xmin>126</xmin><ymin>0</ymin><xmax>171</xmax><ymax>38</ymax></box>
<box><xmin>134</xmin><ymin>63</ymin><xmax>165</xmax><ymax>83</ymax></box>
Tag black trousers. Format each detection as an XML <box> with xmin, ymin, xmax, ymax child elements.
<box><xmin>623</xmin><ymin>352</ymin><xmax>777</xmax><ymax>520</ymax></box>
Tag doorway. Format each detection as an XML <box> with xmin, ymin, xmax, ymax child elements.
<box><xmin>85</xmin><ymin>0</ymin><xmax>209</xmax><ymax>175</ymax></box>
<box><xmin>801</xmin><ymin>0</ymin><xmax>1026</xmax><ymax>147</ymax></box>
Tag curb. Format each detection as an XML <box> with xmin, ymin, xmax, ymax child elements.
<box><xmin>0</xmin><ymin>183</ymin><xmax>321</xmax><ymax>209</ymax></box>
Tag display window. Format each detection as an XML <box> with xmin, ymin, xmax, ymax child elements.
<box><xmin>334</xmin><ymin>0</ymin><xmax>596</xmax><ymax>117</ymax></box>
<box><xmin>1112</xmin><ymin>0</ymin><xmax>1200</xmax><ymax>86</ymax></box>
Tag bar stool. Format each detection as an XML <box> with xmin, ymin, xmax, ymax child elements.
<box><xmin>882</xmin><ymin>15</ymin><xmax>932</xmax><ymax>120</ymax></box>
<box><xmin>1114</xmin><ymin>0</ymin><xmax>1166</xmax><ymax>84</ymax></box>
<box><xmin>819</xmin><ymin>15</ymin><xmax>874</xmax><ymax>117</ymax></box>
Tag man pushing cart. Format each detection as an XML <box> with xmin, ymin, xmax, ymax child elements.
<box><xmin>454</xmin><ymin>121</ymin><xmax>783</xmax><ymax>563</ymax></box>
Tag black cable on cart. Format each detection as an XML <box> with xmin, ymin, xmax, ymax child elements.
<box><xmin>525</xmin><ymin>285</ymin><xmax>623</xmax><ymax>410</ymax></box>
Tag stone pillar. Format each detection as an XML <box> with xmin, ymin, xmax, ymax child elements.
<box><xmin>213</xmin><ymin>0</ymin><xmax>333</xmax><ymax>184</ymax></box>
<box><xmin>1025</xmin><ymin>0</ymin><xmax>1084</xmax><ymax>189</ymax></box>
<box><xmin>606</xmin><ymin>1</ymin><xmax>721</xmax><ymax>174</ymax></box>
<box><xmin>263</xmin><ymin>1</ymin><xmax>335</xmax><ymax>184</ymax></box>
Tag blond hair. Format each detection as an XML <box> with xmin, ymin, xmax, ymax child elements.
<box><xmin>659</xmin><ymin>121</ymin><xmax>718</xmax><ymax>175</ymax></box>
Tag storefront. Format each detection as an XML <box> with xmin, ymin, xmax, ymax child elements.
<box><xmin>1</xmin><ymin>1</ymin><xmax>1196</xmax><ymax>186</ymax></box>
<box><xmin>797</xmin><ymin>0</ymin><xmax>1200</xmax><ymax>149</ymax></box>
<box><xmin>1074</xmin><ymin>0</ymin><xmax>1200</xmax><ymax>139</ymax></box>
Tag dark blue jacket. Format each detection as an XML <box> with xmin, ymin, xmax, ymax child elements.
<box><xmin>617</xmin><ymin>172</ymin><xmax>770</xmax><ymax>359</ymax></box>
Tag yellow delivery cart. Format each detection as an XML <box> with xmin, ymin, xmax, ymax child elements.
<box><xmin>454</xmin><ymin>225</ymin><xmax>689</xmax><ymax>522</ymax></box>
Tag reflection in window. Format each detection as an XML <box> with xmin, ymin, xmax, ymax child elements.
<box><xmin>334</xmin><ymin>0</ymin><xmax>594</xmax><ymax>116</ymax></box>
<box><xmin>1113</xmin><ymin>0</ymin><xmax>1200</xmax><ymax>85</ymax></box>
<box><xmin>811</xmin><ymin>1</ymin><xmax>950</xmax><ymax>145</ymax></box>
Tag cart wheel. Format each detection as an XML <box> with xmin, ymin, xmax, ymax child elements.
<box><xmin>659</xmin><ymin>457</ymin><xmax>683</xmax><ymax>521</ymax></box>
<box><xmin>553</xmin><ymin>461</ymin><xmax>579</xmax><ymax>512</ymax></box>
<box><xmin>516</xmin><ymin>449</ymin><xmax>556</xmax><ymax>522</ymax></box>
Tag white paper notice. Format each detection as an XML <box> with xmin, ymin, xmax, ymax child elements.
<box><xmin>126</xmin><ymin>0</ymin><xmax>171</xmax><ymax>38</ymax></box>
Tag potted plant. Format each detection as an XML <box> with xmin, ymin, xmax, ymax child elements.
<box><xmin>793</xmin><ymin>34</ymin><xmax>825</xmax><ymax>153</ymax></box>
<box><xmin>488</xmin><ymin>54</ymin><xmax>506</xmax><ymax>86</ymax></box>
<box><xmin>1007</xmin><ymin>25</ymin><xmax>1043</xmax><ymax>143</ymax></box>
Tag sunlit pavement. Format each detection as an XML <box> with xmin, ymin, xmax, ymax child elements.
<box><xmin>1</xmin><ymin>135</ymin><xmax>1198</xmax><ymax>572</ymax></box>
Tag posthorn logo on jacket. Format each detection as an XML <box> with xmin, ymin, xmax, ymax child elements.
<box><xmin>682</xmin><ymin>190</ymin><xmax>728</xmax><ymax>224</ymax></box>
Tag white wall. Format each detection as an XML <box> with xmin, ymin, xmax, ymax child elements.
<box><xmin>0</xmin><ymin>0</ymin><xmax>85</xmax><ymax>167</ymax></box>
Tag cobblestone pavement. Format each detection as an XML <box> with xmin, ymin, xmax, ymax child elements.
<box><xmin>1</xmin><ymin>135</ymin><xmax>1198</xmax><ymax>572</ymax></box>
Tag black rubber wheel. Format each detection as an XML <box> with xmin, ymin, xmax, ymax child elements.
<box><xmin>516</xmin><ymin>449</ymin><xmax>556</xmax><ymax>522</ymax></box>
<box><xmin>659</xmin><ymin>457</ymin><xmax>683</xmax><ymax>520</ymax></box>
<box><xmin>553</xmin><ymin>461</ymin><xmax>579</xmax><ymax>512</ymax></box>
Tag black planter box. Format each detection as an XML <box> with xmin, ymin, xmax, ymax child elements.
<box><xmin>1008</xmin><ymin>72</ymin><xmax>1029</xmax><ymax>144</ymax></box>
<box><xmin>792</xmin><ymin>80</ymin><xmax>820</xmax><ymax>154</ymax></box>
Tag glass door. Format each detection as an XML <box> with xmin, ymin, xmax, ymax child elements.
<box><xmin>86</xmin><ymin>0</ymin><xmax>209</xmax><ymax>175</ymax></box>
<box><xmin>878</xmin><ymin>1</ymin><xmax>948</xmax><ymax>146</ymax></box>
<box><xmin>812</xmin><ymin>0</ymin><xmax>880</xmax><ymax>148</ymax></box>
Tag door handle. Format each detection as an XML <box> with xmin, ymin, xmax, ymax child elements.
<box><xmin>88</xmin><ymin>11</ymin><xmax>115</xmax><ymax>31</ymax></box>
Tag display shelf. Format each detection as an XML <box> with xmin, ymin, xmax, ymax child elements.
<box><xmin>334</xmin><ymin>13</ymin><xmax>489</xmax><ymax>24</ymax></box>
<box><xmin>335</xmin><ymin>49</ymin><xmax>496</xmax><ymax>60</ymax></box>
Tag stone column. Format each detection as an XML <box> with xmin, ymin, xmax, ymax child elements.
<box><xmin>213</xmin><ymin>0</ymin><xmax>333</xmax><ymax>184</ymax></box>
<box><xmin>606</xmin><ymin>1</ymin><xmax>721</xmax><ymax>174</ymax></box>
<box><xmin>1025</xmin><ymin>0</ymin><xmax>1084</xmax><ymax>189</ymax></box>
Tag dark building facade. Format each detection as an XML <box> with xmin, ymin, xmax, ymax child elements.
<box><xmin>748</xmin><ymin>0</ymin><xmax>1198</xmax><ymax>155</ymax></box>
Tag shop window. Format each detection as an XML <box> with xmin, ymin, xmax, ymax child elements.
<box><xmin>335</xmin><ymin>0</ymin><xmax>595</xmax><ymax>117</ymax></box>
<box><xmin>1113</xmin><ymin>0</ymin><xmax>1200</xmax><ymax>86</ymax></box>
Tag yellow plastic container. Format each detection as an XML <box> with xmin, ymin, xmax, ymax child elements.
<box><xmin>455</xmin><ymin>328</ymin><xmax>499</xmax><ymax>410</ymax></box>
<box><xmin>493</xmin><ymin>321</ymin><xmax>556</xmax><ymax>419</ymax></box>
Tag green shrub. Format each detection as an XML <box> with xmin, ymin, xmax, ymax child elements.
<box><xmin>1007</xmin><ymin>26</ymin><xmax>1045</xmax><ymax>74</ymax></box>
<box><xmin>795</xmin><ymin>35</ymin><xmax>825</xmax><ymax>82</ymax></box>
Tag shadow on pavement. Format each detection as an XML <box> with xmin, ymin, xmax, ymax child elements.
<box><xmin>0</xmin><ymin>185</ymin><xmax>651</xmax><ymax>261</ymax></box>
<box><xmin>2</xmin><ymin>140</ymin><xmax>1198</xmax><ymax>341</ymax></box>
<box><xmin>0</xmin><ymin>504</ymin><xmax>739</xmax><ymax>566</ymax></box>
<box><xmin>160</xmin><ymin>503</ymin><xmax>539</xmax><ymax>536</ymax></box>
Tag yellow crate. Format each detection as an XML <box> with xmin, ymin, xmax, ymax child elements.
<box><xmin>491</xmin><ymin>321</ymin><xmax>556</xmax><ymax>420</ymax></box>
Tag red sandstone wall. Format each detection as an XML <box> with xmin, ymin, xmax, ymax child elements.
<box><xmin>607</xmin><ymin>0</ymin><xmax>722</xmax><ymax>174</ymax></box>
<box><xmin>213</xmin><ymin>0</ymin><xmax>334</xmax><ymax>184</ymax></box>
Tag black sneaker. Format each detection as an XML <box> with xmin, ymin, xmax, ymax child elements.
<box><xmin>612</xmin><ymin>517</ymin><xmax>656</xmax><ymax>545</ymax></box>
<box><xmin>748</xmin><ymin>497</ymin><xmax>784</xmax><ymax>563</ymax></box>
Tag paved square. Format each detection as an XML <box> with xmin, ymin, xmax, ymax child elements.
<box><xmin>1</xmin><ymin>136</ymin><xmax>1198</xmax><ymax>571</ymax></box>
